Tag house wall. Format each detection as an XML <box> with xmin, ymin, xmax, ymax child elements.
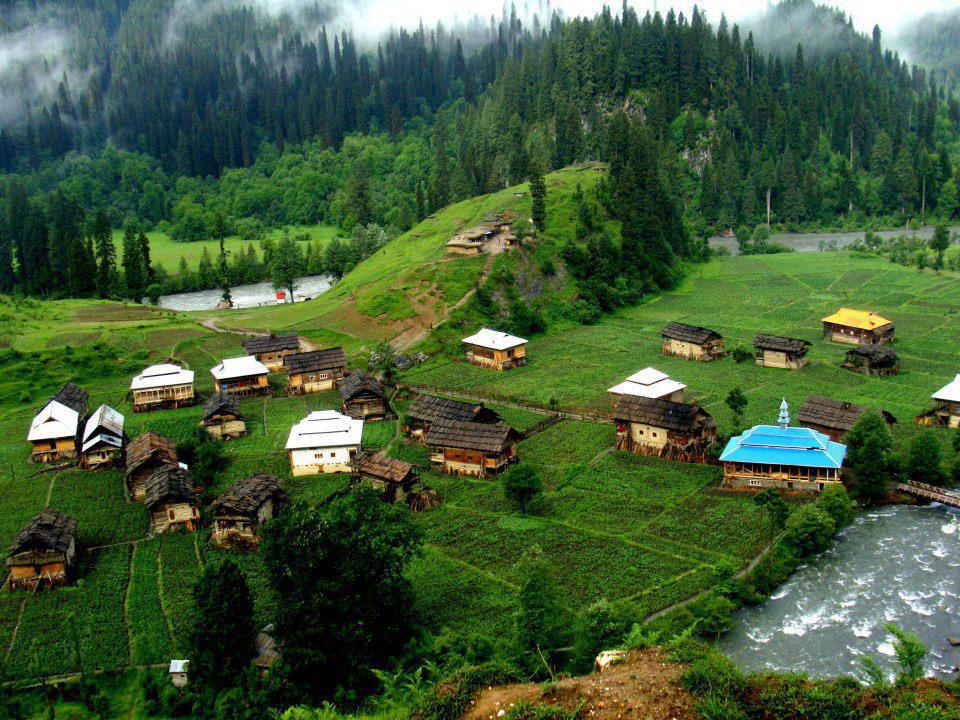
<box><xmin>8</xmin><ymin>561</ymin><xmax>69</xmax><ymax>590</ymax></box>
<box><xmin>151</xmin><ymin>502</ymin><xmax>199</xmax><ymax>533</ymax></box>
<box><xmin>436</xmin><ymin>446</ymin><xmax>513</xmax><ymax>476</ymax></box>
<box><xmin>82</xmin><ymin>447</ymin><xmax>121</xmax><ymax>468</ymax></box>
<box><xmin>799</xmin><ymin>422</ymin><xmax>846</xmax><ymax>444</ymax></box>
<box><xmin>628</xmin><ymin>422</ymin><xmax>670</xmax><ymax>449</ymax></box>
<box><xmin>203</xmin><ymin>419</ymin><xmax>247</xmax><ymax>439</ymax></box>
<box><xmin>823</xmin><ymin>322</ymin><xmax>894</xmax><ymax>345</ymax></box>
<box><xmin>757</xmin><ymin>350</ymin><xmax>808</xmax><ymax>370</ymax></box>
<box><xmin>289</xmin><ymin>445</ymin><xmax>357</xmax><ymax>475</ymax></box>
<box><xmin>215</xmin><ymin>374</ymin><xmax>269</xmax><ymax>396</ymax></box>
<box><xmin>935</xmin><ymin>400</ymin><xmax>960</xmax><ymax>428</ymax></box>
<box><xmin>31</xmin><ymin>437</ymin><xmax>78</xmax><ymax>462</ymax></box>
<box><xmin>288</xmin><ymin>370</ymin><xmax>342</xmax><ymax>394</ymax></box>
<box><xmin>256</xmin><ymin>349</ymin><xmax>295</xmax><ymax>372</ymax></box>
<box><xmin>466</xmin><ymin>345</ymin><xmax>526</xmax><ymax>371</ymax></box>
<box><xmin>722</xmin><ymin>462</ymin><xmax>841</xmax><ymax>492</ymax></box>
<box><xmin>133</xmin><ymin>384</ymin><xmax>195</xmax><ymax>411</ymax></box>
<box><xmin>344</xmin><ymin>397</ymin><xmax>388</xmax><ymax>419</ymax></box>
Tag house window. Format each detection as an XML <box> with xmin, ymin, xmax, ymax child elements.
<box><xmin>314</xmin><ymin>453</ymin><xmax>324</xmax><ymax>459</ymax></box>
<box><xmin>638</xmin><ymin>429</ymin><xmax>644</xmax><ymax>435</ymax></box>
<box><xmin>168</xmin><ymin>509</ymin><xmax>176</xmax><ymax>520</ymax></box>
<box><xmin>319</xmin><ymin>372</ymin><xmax>328</xmax><ymax>380</ymax></box>
<box><xmin>748</xmin><ymin>479</ymin><xmax>761</xmax><ymax>487</ymax></box>
<box><xmin>652</xmin><ymin>432</ymin><xmax>658</xmax><ymax>438</ymax></box>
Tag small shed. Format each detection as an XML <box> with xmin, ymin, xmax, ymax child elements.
<box><xmin>241</xmin><ymin>333</ymin><xmax>301</xmax><ymax>372</ymax></box>
<box><xmin>286</xmin><ymin>410</ymin><xmax>363</xmax><ymax>475</ymax></box>
<box><xmin>211</xmin><ymin>356</ymin><xmax>270</xmax><ymax>397</ymax></box>
<box><xmin>612</xmin><ymin>395</ymin><xmax>716</xmax><ymax>462</ymax></box>
<box><xmin>210</xmin><ymin>474</ymin><xmax>285</xmax><ymax>547</ymax></box>
<box><xmin>462</xmin><ymin>328</ymin><xmax>528</xmax><ymax>371</ymax></box>
<box><xmin>404</xmin><ymin>394</ymin><xmax>501</xmax><ymax>438</ymax></box>
<box><xmin>145</xmin><ymin>466</ymin><xmax>200</xmax><ymax>534</ymax></box>
<box><xmin>80</xmin><ymin>404</ymin><xmax>125</xmax><ymax>469</ymax></box>
<box><xmin>6</xmin><ymin>509</ymin><xmax>78</xmax><ymax>590</ymax></box>
<box><xmin>822</xmin><ymin>308</ymin><xmax>894</xmax><ymax>345</ymax></box>
<box><xmin>255</xmin><ymin>626</ymin><xmax>278</xmax><ymax>672</ymax></box>
<box><xmin>124</xmin><ymin>432</ymin><xmax>179</xmax><ymax>501</ymax></box>
<box><xmin>200</xmin><ymin>392</ymin><xmax>246</xmax><ymax>440</ymax></box>
<box><xmin>607</xmin><ymin>367</ymin><xmax>686</xmax><ymax>405</ymax></box>
<box><xmin>660</xmin><ymin>322</ymin><xmax>726</xmax><ymax>361</ymax></box>
<box><xmin>843</xmin><ymin>345</ymin><xmax>900</xmax><ymax>377</ymax></box>
<box><xmin>131</xmin><ymin>364</ymin><xmax>195</xmax><ymax>412</ymax></box>
<box><xmin>340</xmin><ymin>372</ymin><xmax>391</xmax><ymax>420</ymax></box>
<box><xmin>798</xmin><ymin>395</ymin><xmax>896</xmax><ymax>443</ymax></box>
<box><xmin>169</xmin><ymin>660</ymin><xmax>189</xmax><ymax>688</ymax></box>
<box><xmin>753</xmin><ymin>334</ymin><xmax>811</xmax><ymax>370</ymax></box>
<box><xmin>284</xmin><ymin>348</ymin><xmax>347</xmax><ymax>394</ymax></box>
<box><xmin>423</xmin><ymin>419</ymin><xmax>518</xmax><ymax>477</ymax></box>
<box><xmin>351</xmin><ymin>451</ymin><xmax>421</xmax><ymax>504</ymax></box>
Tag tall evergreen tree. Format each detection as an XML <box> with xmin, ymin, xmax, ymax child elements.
<box><xmin>121</xmin><ymin>221</ymin><xmax>146</xmax><ymax>302</ymax></box>
<box><xmin>530</xmin><ymin>159</ymin><xmax>547</xmax><ymax>234</ymax></box>
<box><xmin>91</xmin><ymin>211</ymin><xmax>115</xmax><ymax>298</ymax></box>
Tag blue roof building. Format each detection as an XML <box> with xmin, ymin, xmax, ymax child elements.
<box><xmin>720</xmin><ymin>400</ymin><xmax>846</xmax><ymax>492</ymax></box>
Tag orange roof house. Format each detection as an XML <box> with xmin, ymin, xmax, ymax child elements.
<box><xmin>821</xmin><ymin>308</ymin><xmax>894</xmax><ymax>346</ymax></box>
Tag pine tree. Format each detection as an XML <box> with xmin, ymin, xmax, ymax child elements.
<box><xmin>213</xmin><ymin>211</ymin><xmax>231</xmax><ymax>305</ymax></box>
<box><xmin>91</xmin><ymin>211</ymin><xmax>115</xmax><ymax>298</ymax></box>
<box><xmin>0</xmin><ymin>216</ymin><xmax>14</xmax><ymax>293</ymax></box>
<box><xmin>138</xmin><ymin>230</ymin><xmax>153</xmax><ymax>280</ymax></box>
<box><xmin>121</xmin><ymin>221</ymin><xmax>146</xmax><ymax>302</ymax></box>
<box><xmin>530</xmin><ymin>159</ymin><xmax>547</xmax><ymax>234</ymax></box>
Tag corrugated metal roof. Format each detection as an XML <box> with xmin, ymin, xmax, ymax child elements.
<box><xmin>211</xmin><ymin>356</ymin><xmax>269</xmax><ymax>381</ymax></box>
<box><xmin>131</xmin><ymin>364</ymin><xmax>194</xmax><ymax>390</ymax></box>
<box><xmin>719</xmin><ymin>424</ymin><xmax>846</xmax><ymax>469</ymax></box>
<box><xmin>933</xmin><ymin>374</ymin><xmax>960</xmax><ymax>403</ymax></box>
<box><xmin>822</xmin><ymin>307</ymin><xmax>892</xmax><ymax>331</ymax></box>
<box><xmin>462</xmin><ymin>327</ymin><xmax>527</xmax><ymax>351</ymax></box>
<box><xmin>608</xmin><ymin>377</ymin><xmax>686</xmax><ymax>399</ymax></box>
<box><xmin>83</xmin><ymin>404</ymin><xmax>124</xmax><ymax>443</ymax></box>
<box><xmin>27</xmin><ymin>401</ymin><xmax>80</xmax><ymax>442</ymax></box>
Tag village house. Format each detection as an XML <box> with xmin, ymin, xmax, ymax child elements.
<box><xmin>924</xmin><ymin>374</ymin><xmax>960</xmax><ymax>428</ymax></box>
<box><xmin>27</xmin><ymin>383</ymin><xmax>88</xmax><ymax>463</ymax></box>
<box><xmin>131</xmin><ymin>364</ymin><xmax>196</xmax><ymax>412</ymax></box>
<box><xmin>607</xmin><ymin>367</ymin><xmax>686</xmax><ymax>405</ymax></box>
<box><xmin>445</xmin><ymin>215</ymin><xmax>516</xmax><ymax>255</ymax></box>
<box><xmin>211</xmin><ymin>356</ymin><xmax>270</xmax><ymax>397</ymax></box>
<box><xmin>462</xmin><ymin>328</ymin><xmax>528</xmax><ymax>371</ymax></box>
<box><xmin>285</xmin><ymin>410</ymin><xmax>363</xmax><ymax>475</ymax></box>
<box><xmin>145</xmin><ymin>466</ymin><xmax>200</xmax><ymax>533</ymax></box>
<box><xmin>340</xmin><ymin>372</ymin><xmax>391</xmax><ymax>420</ymax></box>
<box><xmin>798</xmin><ymin>395</ymin><xmax>896</xmax><ymax>443</ymax></box>
<box><xmin>210</xmin><ymin>474</ymin><xmax>286</xmax><ymax>547</ymax></box>
<box><xmin>241</xmin><ymin>333</ymin><xmax>302</xmax><ymax>372</ymax></box>
<box><xmin>124</xmin><ymin>431</ymin><xmax>179</xmax><ymax>501</ymax></box>
<box><xmin>720</xmin><ymin>400</ymin><xmax>846</xmax><ymax>492</ymax></box>
<box><xmin>660</xmin><ymin>322</ymin><xmax>726</xmax><ymax>362</ymax></box>
<box><xmin>169</xmin><ymin>660</ymin><xmax>189</xmax><ymax>688</ymax></box>
<box><xmin>753</xmin><ymin>334</ymin><xmax>811</xmax><ymax>370</ymax></box>
<box><xmin>351</xmin><ymin>451</ymin><xmax>418</xmax><ymax>502</ymax></box>
<box><xmin>284</xmin><ymin>347</ymin><xmax>347</xmax><ymax>394</ymax></box>
<box><xmin>423</xmin><ymin>419</ymin><xmax>518</xmax><ymax>477</ymax></box>
<box><xmin>6</xmin><ymin>509</ymin><xmax>78</xmax><ymax>590</ymax></box>
<box><xmin>612</xmin><ymin>395</ymin><xmax>717</xmax><ymax>462</ymax></box>
<box><xmin>80</xmin><ymin>404</ymin><xmax>125</xmax><ymax>469</ymax></box>
<box><xmin>843</xmin><ymin>344</ymin><xmax>900</xmax><ymax>377</ymax></box>
<box><xmin>404</xmin><ymin>394</ymin><xmax>502</xmax><ymax>438</ymax></box>
<box><xmin>255</xmin><ymin>627</ymin><xmax>279</xmax><ymax>673</ymax></box>
<box><xmin>822</xmin><ymin>308</ymin><xmax>894</xmax><ymax>345</ymax></box>
<box><xmin>199</xmin><ymin>392</ymin><xmax>246</xmax><ymax>440</ymax></box>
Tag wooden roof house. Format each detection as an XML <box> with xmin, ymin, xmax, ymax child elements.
<box><xmin>27</xmin><ymin>383</ymin><xmax>89</xmax><ymax>463</ymax></box>
<box><xmin>80</xmin><ymin>404</ymin><xmax>125</xmax><ymax>469</ymax></box>
<box><xmin>843</xmin><ymin>345</ymin><xmax>900</xmax><ymax>377</ymax></box>
<box><xmin>753</xmin><ymin>334</ymin><xmax>811</xmax><ymax>370</ymax></box>
<box><xmin>612</xmin><ymin>395</ymin><xmax>717</xmax><ymax>462</ymax></box>
<box><xmin>462</xmin><ymin>328</ymin><xmax>528</xmax><ymax>371</ymax></box>
<box><xmin>284</xmin><ymin>348</ymin><xmax>347</xmax><ymax>394</ymax></box>
<box><xmin>404</xmin><ymin>394</ymin><xmax>501</xmax><ymax>438</ymax></box>
<box><xmin>6</xmin><ymin>509</ymin><xmax>78</xmax><ymax>590</ymax></box>
<box><xmin>423</xmin><ymin>419</ymin><xmax>518</xmax><ymax>477</ymax></box>
<box><xmin>660</xmin><ymin>322</ymin><xmax>726</xmax><ymax>361</ymax></box>
<box><xmin>131</xmin><ymin>364</ymin><xmax>195</xmax><ymax>412</ymax></box>
<box><xmin>241</xmin><ymin>333</ymin><xmax>302</xmax><ymax>372</ymax></box>
<box><xmin>822</xmin><ymin>308</ymin><xmax>894</xmax><ymax>345</ymax></box>
<box><xmin>211</xmin><ymin>356</ymin><xmax>270</xmax><ymax>397</ymax></box>
<box><xmin>145</xmin><ymin>466</ymin><xmax>200</xmax><ymax>534</ymax></box>
<box><xmin>200</xmin><ymin>392</ymin><xmax>246</xmax><ymax>440</ymax></box>
<box><xmin>350</xmin><ymin>451</ymin><xmax>440</xmax><ymax>510</ymax></box>
<box><xmin>798</xmin><ymin>395</ymin><xmax>895</xmax><ymax>443</ymax></box>
<box><xmin>210</xmin><ymin>474</ymin><xmax>285</xmax><ymax>547</ymax></box>
<box><xmin>445</xmin><ymin>215</ymin><xmax>516</xmax><ymax>256</ymax></box>
<box><xmin>125</xmin><ymin>431</ymin><xmax>179</xmax><ymax>501</ymax></box>
<box><xmin>340</xmin><ymin>372</ymin><xmax>391</xmax><ymax>420</ymax></box>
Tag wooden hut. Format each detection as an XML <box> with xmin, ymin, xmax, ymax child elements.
<box><xmin>612</xmin><ymin>395</ymin><xmax>716</xmax><ymax>462</ymax></box>
<box><xmin>131</xmin><ymin>364</ymin><xmax>195</xmax><ymax>412</ymax></box>
<box><xmin>340</xmin><ymin>372</ymin><xmax>391</xmax><ymax>420</ymax></box>
<box><xmin>241</xmin><ymin>333</ymin><xmax>301</xmax><ymax>372</ymax></box>
<box><xmin>26</xmin><ymin>383</ymin><xmax>88</xmax><ymax>463</ymax></box>
<box><xmin>753</xmin><ymin>334</ymin><xmax>811</xmax><ymax>369</ymax></box>
<box><xmin>720</xmin><ymin>400</ymin><xmax>846</xmax><ymax>492</ymax></box>
<box><xmin>200</xmin><ymin>392</ymin><xmax>246</xmax><ymax>439</ymax></box>
<box><xmin>124</xmin><ymin>431</ymin><xmax>179</xmax><ymax>501</ymax></box>
<box><xmin>80</xmin><ymin>404</ymin><xmax>125</xmax><ymax>469</ymax></box>
<box><xmin>607</xmin><ymin>367</ymin><xmax>686</xmax><ymax>405</ymax></box>
<box><xmin>423</xmin><ymin>419</ymin><xmax>518</xmax><ymax>477</ymax></box>
<box><xmin>255</xmin><ymin>626</ymin><xmax>279</xmax><ymax>673</ymax></box>
<box><xmin>145</xmin><ymin>466</ymin><xmax>200</xmax><ymax>533</ymax></box>
<box><xmin>446</xmin><ymin>225</ymin><xmax>496</xmax><ymax>255</ymax></box>
<box><xmin>843</xmin><ymin>345</ymin><xmax>900</xmax><ymax>377</ymax></box>
<box><xmin>404</xmin><ymin>394</ymin><xmax>501</xmax><ymax>438</ymax></box>
<box><xmin>462</xmin><ymin>328</ymin><xmax>527</xmax><ymax>371</ymax></box>
<box><xmin>822</xmin><ymin>308</ymin><xmax>894</xmax><ymax>345</ymax></box>
<box><xmin>210</xmin><ymin>474</ymin><xmax>285</xmax><ymax>547</ymax></box>
<box><xmin>284</xmin><ymin>348</ymin><xmax>347</xmax><ymax>394</ymax></box>
<box><xmin>351</xmin><ymin>452</ymin><xmax>441</xmax><ymax>510</ymax></box>
<box><xmin>798</xmin><ymin>395</ymin><xmax>896</xmax><ymax>443</ymax></box>
<box><xmin>660</xmin><ymin>322</ymin><xmax>726</xmax><ymax>361</ymax></box>
<box><xmin>286</xmin><ymin>410</ymin><xmax>363</xmax><ymax>475</ymax></box>
<box><xmin>211</xmin><ymin>356</ymin><xmax>270</xmax><ymax>397</ymax></box>
<box><xmin>6</xmin><ymin>510</ymin><xmax>78</xmax><ymax>590</ymax></box>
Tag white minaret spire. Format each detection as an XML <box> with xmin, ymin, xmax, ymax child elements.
<box><xmin>778</xmin><ymin>398</ymin><xmax>790</xmax><ymax>429</ymax></box>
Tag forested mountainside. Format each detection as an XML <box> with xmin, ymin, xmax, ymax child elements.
<box><xmin>1</xmin><ymin>0</ymin><xmax>960</xmax><ymax>302</ymax></box>
<box><xmin>895</xmin><ymin>7</ymin><xmax>960</xmax><ymax>88</ymax></box>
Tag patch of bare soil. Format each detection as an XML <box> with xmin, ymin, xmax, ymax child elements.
<box><xmin>464</xmin><ymin>651</ymin><xmax>696</xmax><ymax>720</ymax></box>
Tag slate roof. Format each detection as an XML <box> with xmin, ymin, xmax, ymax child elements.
<box><xmin>753</xmin><ymin>334</ymin><xmax>812</xmax><ymax>354</ymax></box>
<box><xmin>202</xmin><ymin>392</ymin><xmax>242</xmax><ymax>421</ymax></box>
<box><xmin>845</xmin><ymin>344</ymin><xmax>900</xmax><ymax>368</ymax></box>
<box><xmin>661</xmin><ymin>322</ymin><xmax>722</xmax><ymax>344</ymax></box>
<box><xmin>241</xmin><ymin>333</ymin><xmax>300</xmax><ymax>355</ymax></box>
<box><xmin>719</xmin><ymin>425</ymin><xmax>846</xmax><ymax>469</ymax></box>
<box><xmin>612</xmin><ymin>395</ymin><xmax>715</xmax><ymax>434</ymax></box>
<box><xmin>7</xmin><ymin>510</ymin><xmax>78</xmax><ymax>562</ymax></box>
<box><xmin>351</xmin><ymin>451</ymin><xmax>415</xmax><ymax>483</ymax></box>
<box><xmin>51</xmin><ymin>383</ymin><xmax>88</xmax><ymax>415</ymax></box>
<box><xmin>211</xmin><ymin>474</ymin><xmax>285</xmax><ymax>518</ymax></box>
<box><xmin>283</xmin><ymin>348</ymin><xmax>347</xmax><ymax>374</ymax></box>
<box><xmin>423</xmin><ymin>419</ymin><xmax>516</xmax><ymax>453</ymax></box>
<box><xmin>340</xmin><ymin>372</ymin><xmax>387</xmax><ymax>402</ymax></box>
<box><xmin>125</xmin><ymin>432</ymin><xmax>177</xmax><ymax>477</ymax></box>
<box><xmin>144</xmin><ymin>466</ymin><xmax>197</xmax><ymax>509</ymax></box>
<box><xmin>407</xmin><ymin>394</ymin><xmax>500</xmax><ymax>424</ymax></box>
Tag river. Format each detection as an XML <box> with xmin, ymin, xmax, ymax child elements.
<box><xmin>708</xmin><ymin>225</ymin><xmax>960</xmax><ymax>255</ymax></box>
<box><xmin>722</xmin><ymin>502</ymin><xmax>960</xmax><ymax>680</ymax></box>
<box><xmin>158</xmin><ymin>275</ymin><xmax>335</xmax><ymax>312</ymax></box>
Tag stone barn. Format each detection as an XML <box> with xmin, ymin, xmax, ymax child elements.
<box><xmin>284</xmin><ymin>348</ymin><xmax>347</xmax><ymax>394</ymax></box>
<box><xmin>125</xmin><ymin>432</ymin><xmax>179</xmax><ymax>501</ymax></box>
<box><xmin>340</xmin><ymin>372</ymin><xmax>391</xmax><ymax>420</ymax></box>
<box><xmin>145</xmin><ymin>466</ymin><xmax>200</xmax><ymax>533</ymax></box>
<box><xmin>843</xmin><ymin>345</ymin><xmax>900</xmax><ymax>377</ymax></box>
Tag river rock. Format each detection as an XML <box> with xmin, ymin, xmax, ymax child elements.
<box><xmin>948</xmin><ymin>636</ymin><xmax>960</xmax><ymax>647</ymax></box>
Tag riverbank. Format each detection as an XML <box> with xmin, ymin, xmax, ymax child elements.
<box><xmin>708</xmin><ymin>225</ymin><xmax>960</xmax><ymax>255</ymax></box>
<box><xmin>157</xmin><ymin>274</ymin><xmax>334</xmax><ymax>311</ymax></box>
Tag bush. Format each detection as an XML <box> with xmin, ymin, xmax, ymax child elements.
<box><xmin>731</xmin><ymin>345</ymin><xmax>753</xmax><ymax>363</ymax></box>
<box><xmin>680</xmin><ymin>653</ymin><xmax>746</xmax><ymax>698</ymax></box>
<box><xmin>620</xmin><ymin>624</ymin><xmax>660</xmax><ymax>651</ymax></box>
<box><xmin>816</xmin><ymin>485</ymin><xmax>856</xmax><ymax>528</ymax></box>
<box><xmin>687</xmin><ymin>594</ymin><xmax>736</xmax><ymax>638</ymax></box>
<box><xmin>571</xmin><ymin>599</ymin><xmax>634</xmax><ymax>671</ymax></box>
<box><xmin>666</xmin><ymin>636</ymin><xmax>712</xmax><ymax>664</ymax></box>
<box><xmin>784</xmin><ymin>504</ymin><xmax>836</xmax><ymax>558</ymax></box>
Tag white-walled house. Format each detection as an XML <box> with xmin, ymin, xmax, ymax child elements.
<box><xmin>285</xmin><ymin>410</ymin><xmax>363</xmax><ymax>476</ymax></box>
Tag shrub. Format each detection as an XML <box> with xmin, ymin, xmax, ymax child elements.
<box><xmin>784</xmin><ymin>504</ymin><xmax>836</xmax><ymax>558</ymax></box>
<box><xmin>411</xmin><ymin>661</ymin><xmax>521</xmax><ymax>720</ymax></box>
<box><xmin>621</xmin><ymin>624</ymin><xmax>660</xmax><ymax>651</ymax></box>
<box><xmin>687</xmin><ymin>594</ymin><xmax>736</xmax><ymax>638</ymax></box>
<box><xmin>666</xmin><ymin>636</ymin><xmax>712</xmax><ymax>664</ymax></box>
<box><xmin>571</xmin><ymin>599</ymin><xmax>634</xmax><ymax>670</ymax></box>
<box><xmin>731</xmin><ymin>346</ymin><xmax>753</xmax><ymax>363</ymax></box>
<box><xmin>816</xmin><ymin>485</ymin><xmax>856</xmax><ymax>528</ymax></box>
<box><xmin>680</xmin><ymin>653</ymin><xmax>746</xmax><ymax>698</ymax></box>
